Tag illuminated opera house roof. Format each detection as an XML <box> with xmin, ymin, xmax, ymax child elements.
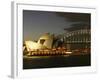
<box><xmin>25</xmin><ymin>33</ymin><xmax>54</xmax><ymax>51</ymax></box>
<box><xmin>38</xmin><ymin>33</ymin><xmax>53</xmax><ymax>49</ymax></box>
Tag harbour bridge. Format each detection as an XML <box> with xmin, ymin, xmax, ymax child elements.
<box><xmin>62</xmin><ymin>29</ymin><xmax>90</xmax><ymax>43</ymax></box>
<box><xmin>57</xmin><ymin>29</ymin><xmax>91</xmax><ymax>50</ymax></box>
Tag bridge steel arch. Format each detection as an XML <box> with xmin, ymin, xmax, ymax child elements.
<box><xmin>60</xmin><ymin>29</ymin><xmax>91</xmax><ymax>50</ymax></box>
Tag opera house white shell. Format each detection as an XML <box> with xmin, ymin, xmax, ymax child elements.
<box><xmin>25</xmin><ymin>41</ymin><xmax>47</xmax><ymax>51</ymax></box>
<box><xmin>25</xmin><ymin>33</ymin><xmax>54</xmax><ymax>51</ymax></box>
<box><xmin>38</xmin><ymin>33</ymin><xmax>53</xmax><ymax>49</ymax></box>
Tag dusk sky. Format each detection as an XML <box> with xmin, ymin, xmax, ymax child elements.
<box><xmin>23</xmin><ymin>10</ymin><xmax>90</xmax><ymax>41</ymax></box>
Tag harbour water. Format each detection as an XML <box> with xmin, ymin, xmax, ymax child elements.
<box><xmin>23</xmin><ymin>54</ymin><xmax>90</xmax><ymax>69</ymax></box>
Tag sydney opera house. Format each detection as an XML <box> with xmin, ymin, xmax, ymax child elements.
<box><xmin>23</xmin><ymin>25</ymin><xmax>90</xmax><ymax>56</ymax></box>
<box><xmin>23</xmin><ymin>33</ymin><xmax>70</xmax><ymax>56</ymax></box>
